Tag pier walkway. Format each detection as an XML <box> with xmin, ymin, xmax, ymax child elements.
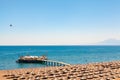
<box><xmin>42</xmin><ymin>60</ymin><xmax>71</xmax><ymax>66</ymax></box>
<box><xmin>16</xmin><ymin>55</ymin><xmax>71</xmax><ymax>66</ymax></box>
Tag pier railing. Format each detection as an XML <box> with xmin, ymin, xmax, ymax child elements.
<box><xmin>42</xmin><ymin>60</ymin><xmax>71</xmax><ymax>66</ymax></box>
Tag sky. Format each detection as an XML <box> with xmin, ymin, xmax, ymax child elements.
<box><xmin>0</xmin><ymin>0</ymin><xmax>120</xmax><ymax>45</ymax></box>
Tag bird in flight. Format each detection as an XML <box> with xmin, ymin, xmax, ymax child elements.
<box><xmin>10</xmin><ymin>24</ymin><xmax>12</xmax><ymax>27</ymax></box>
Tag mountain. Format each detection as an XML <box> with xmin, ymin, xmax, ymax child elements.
<box><xmin>96</xmin><ymin>39</ymin><xmax>120</xmax><ymax>45</ymax></box>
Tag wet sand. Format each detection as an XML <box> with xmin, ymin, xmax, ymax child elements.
<box><xmin>1</xmin><ymin>61</ymin><xmax>120</xmax><ymax>80</ymax></box>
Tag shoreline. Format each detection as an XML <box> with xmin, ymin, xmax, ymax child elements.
<box><xmin>1</xmin><ymin>61</ymin><xmax>120</xmax><ymax>80</ymax></box>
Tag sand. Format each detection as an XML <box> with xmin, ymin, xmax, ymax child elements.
<box><xmin>1</xmin><ymin>61</ymin><xmax>120</xmax><ymax>80</ymax></box>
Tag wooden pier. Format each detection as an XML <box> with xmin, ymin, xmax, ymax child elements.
<box><xmin>42</xmin><ymin>60</ymin><xmax>71</xmax><ymax>66</ymax></box>
<box><xmin>16</xmin><ymin>55</ymin><xmax>71</xmax><ymax>66</ymax></box>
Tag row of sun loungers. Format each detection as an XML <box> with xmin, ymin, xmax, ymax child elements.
<box><xmin>2</xmin><ymin>61</ymin><xmax>120</xmax><ymax>80</ymax></box>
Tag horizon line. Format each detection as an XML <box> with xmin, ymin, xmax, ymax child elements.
<box><xmin>0</xmin><ymin>44</ymin><xmax>120</xmax><ymax>46</ymax></box>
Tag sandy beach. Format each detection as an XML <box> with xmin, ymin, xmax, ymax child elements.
<box><xmin>0</xmin><ymin>61</ymin><xmax>120</xmax><ymax>80</ymax></box>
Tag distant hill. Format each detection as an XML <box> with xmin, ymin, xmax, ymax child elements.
<box><xmin>96</xmin><ymin>39</ymin><xmax>120</xmax><ymax>45</ymax></box>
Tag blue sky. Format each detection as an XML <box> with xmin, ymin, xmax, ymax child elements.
<box><xmin>0</xmin><ymin>0</ymin><xmax>120</xmax><ymax>45</ymax></box>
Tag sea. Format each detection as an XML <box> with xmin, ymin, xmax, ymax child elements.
<box><xmin>0</xmin><ymin>46</ymin><xmax>120</xmax><ymax>70</ymax></box>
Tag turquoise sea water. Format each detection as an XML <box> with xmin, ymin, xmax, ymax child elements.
<box><xmin>0</xmin><ymin>46</ymin><xmax>120</xmax><ymax>70</ymax></box>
